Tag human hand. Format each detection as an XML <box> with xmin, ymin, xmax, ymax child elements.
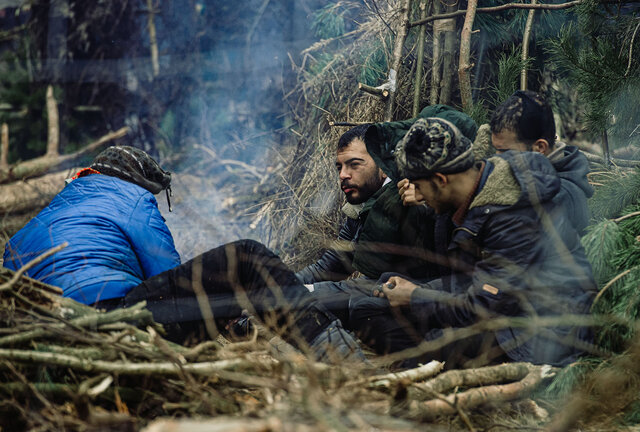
<box><xmin>397</xmin><ymin>178</ymin><xmax>425</xmax><ymax>206</ymax></box>
<box><xmin>375</xmin><ymin>276</ymin><xmax>418</xmax><ymax>307</ymax></box>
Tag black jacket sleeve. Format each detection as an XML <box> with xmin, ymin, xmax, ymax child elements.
<box><xmin>409</xmin><ymin>213</ymin><xmax>540</xmax><ymax>329</ymax></box>
<box><xmin>295</xmin><ymin>218</ymin><xmax>360</xmax><ymax>283</ymax></box>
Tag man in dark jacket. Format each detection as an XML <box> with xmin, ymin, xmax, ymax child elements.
<box><xmin>4</xmin><ymin>146</ymin><xmax>364</xmax><ymax>364</ymax></box>
<box><xmin>490</xmin><ymin>90</ymin><xmax>594</xmax><ymax>235</ymax></box>
<box><xmin>351</xmin><ymin>118</ymin><xmax>597</xmax><ymax>368</ymax></box>
<box><xmin>296</xmin><ymin>107</ymin><xmax>477</xmax><ymax>325</ymax></box>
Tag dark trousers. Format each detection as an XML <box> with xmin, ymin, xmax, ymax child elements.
<box><xmin>310</xmin><ymin>278</ymin><xmax>376</xmax><ymax>326</ymax></box>
<box><xmin>350</xmin><ymin>296</ymin><xmax>507</xmax><ymax>369</ymax></box>
<box><xmin>96</xmin><ymin>239</ymin><xmax>336</xmax><ymax>347</ymax></box>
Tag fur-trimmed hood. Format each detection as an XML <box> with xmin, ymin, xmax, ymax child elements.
<box><xmin>470</xmin><ymin>151</ymin><xmax>560</xmax><ymax>211</ymax></box>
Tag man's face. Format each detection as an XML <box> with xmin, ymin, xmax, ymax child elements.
<box><xmin>412</xmin><ymin>177</ymin><xmax>454</xmax><ymax>214</ymax></box>
<box><xmin>336</xmin><ymin>138</ymin><xmax>386</xmax><ymax>204</ymax></box>
<box><xmin>491</xmin><ymin>129</ymin><xmax>529</xmax><ymax>154</ymax></box>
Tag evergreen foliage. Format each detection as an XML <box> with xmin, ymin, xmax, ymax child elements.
<box><xmin>311</xmin><ymin>3</ymin><xmax>349</xmax><ymax>39</ymax></box>
<box><xmin>589</xmin><ymin>168</ymin><xmax>640</xmax><ymax>220</ymax></box>
<box><xmin>545</xmin><ymin>2</ymin><xmax>640</xmax><ymax>147</ymax></box>
<box><xmin>359</xmin><ymin>38</ymin><xmax>389</xmax><ymax>86</ymax></box>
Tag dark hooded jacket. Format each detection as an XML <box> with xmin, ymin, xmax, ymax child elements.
<box><xmin>410</xmin><ymin>151</ymin><xmax>597</xmax><ymax>366</ymax></box>
<box><xmin>296</xmin><ymin>105</ymin><xmax>476</xmax><ymax>283</ymax></box>
<box><xmin>550</xmin><ymin>145</ymin><xmax>594</xmax><ymax>235</ymax></box>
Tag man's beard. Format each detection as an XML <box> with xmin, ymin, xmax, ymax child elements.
<box><xmin>343</xmin><ymin>173</ymin><xmax>385</xmax><ymax>204</ymax></box>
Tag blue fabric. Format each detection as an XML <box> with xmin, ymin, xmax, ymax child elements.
<box><xmin>3</xmin><ymin>175</ymin><xmax>180</xmax><ymax>304</ymax></box>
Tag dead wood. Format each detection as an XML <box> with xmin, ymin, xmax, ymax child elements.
<box><xmin>412</xmin><ymin>362</ymin><xmax>541</xmax><ymax>399</ymax></box>
<box><xmin>0</xmin><ymin>169</ymin><xmax>78</xmax><ymax>214</ymax></box>
<box><xmin>358</xmin><ymin>82</ymin><xmax>390</xmax><ymax>99</ymax></box>
<box><xmin>0</xmin><ymin>126</ymin><xmax>129</xmax><ymax>184</ymax></box>
<box><xmin>368</xmin><ymin>360</ymin><xmax>445</xmax><ymax>390</ymax></box>
<box><xmin>409</xmin><ymin>364</ymin><xmax>556</xmax><ymax>421</ymax></box>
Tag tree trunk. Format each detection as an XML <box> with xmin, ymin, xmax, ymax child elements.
<box><xmin>413</xmin><ymin>0</ymin><xmax>429</xmax><ymax>117</ymax></box>
<box><xmin>520</xmin><ymin>0</ymin><xmax>537</xmax><ymax>90</ymax></box>
<box><xmin>458</xmin><ymin>0</ymin><xmax>478</xmax><ymax>110</ymax></box>
<box><xmin>0</xmin><ymin>123</ymin><xmax>8</xmax><ymax>169</ymax></box>
<box><xmin>384</xmin><ymin>0</ymin><xmax>413</xmax><ymax>121</ymax></box>
<box><xmin>430</xmin><ymin>3</ymin><xmax>442</xmax><ymax>105</ymax></box>
<box><xmin>46</xmin><ymin>85</ymin><xmax>59</xmax><ymax>157</ymax></box>
<box><xmin>146</xmin><ymin>0</ymin><xmax>160</xmax><ymax>77</ymax></box>
<box><xmin>438</xmin><ymin>9</ymin><xmax>457</xmax><ymax>105</ymax></box>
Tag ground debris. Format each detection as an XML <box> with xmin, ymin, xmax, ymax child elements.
<box><xmin>0</xmin><ymin>267</ymin><xmax>556</xmax><ymax>431</ymax></box>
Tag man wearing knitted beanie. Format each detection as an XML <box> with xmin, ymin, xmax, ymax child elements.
<box><xmin>350</xmin><ymin>118</ymin><xmax>597</xmax><ymax>368</ymax></box>
<box><xmin>4</xmin><ymin>146</ymin><xmax>365</xmax><ymax>365</ymax></box>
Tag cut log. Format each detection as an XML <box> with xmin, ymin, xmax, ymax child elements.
<box><xmin>0</xmin><ymin>169</ymin><xmax>76</xmax><ymax>214</ymax></box>
<box><xmin>0</xmin><ymin>126</ymin><xmax>129</xmax><ymax>184</ymax></box>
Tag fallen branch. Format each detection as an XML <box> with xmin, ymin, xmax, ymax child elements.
<box><xmin>358</xmin><ymin>82</ymin><xmax>390</xmax><ymax>99</ymax></box>
<box><xmin>410</xmin><ymin>364</ymin><xmax>556</xmax><ymax>421</ymax></box>
<box><xmin>412</xmin><ymin>362</ymin><xmax>539</xmax><ymax>399</ymax></box>
<box><xmin>368</xmin><ymin>360</ymin><xmax>444</xmax><ymax>390</ymax></box>
<box><xmin>0</xmin><ymin>126</ymin><xmax>129</xmax><ymax>184</ymax></box>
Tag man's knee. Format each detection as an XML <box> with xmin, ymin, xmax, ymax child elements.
<box><xmin>349</xmin><ymin>296</ymin><xmax>390</xmax><ymax>324</ymax></box>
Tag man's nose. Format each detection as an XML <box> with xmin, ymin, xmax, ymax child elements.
<box><xmin>339</xmin><ymin>166</ymin><xmax>351</xmax><ymax>180</ymax></box>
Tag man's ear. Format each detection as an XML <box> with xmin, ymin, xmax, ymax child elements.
<box><xmin>433</xmin><ymin>173</ymin><xmax>448</xmax><ymax>187</ymax></box>
<box><xmin>531</xmin><ymin>139</ymin><xmax>550</xmax><ymax>155</ymax></box>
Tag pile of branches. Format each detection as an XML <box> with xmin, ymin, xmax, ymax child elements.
<box><xmin>1</xmin><ymin>252</ymin><xmax>557</xmax><ymax>431</ymax></box>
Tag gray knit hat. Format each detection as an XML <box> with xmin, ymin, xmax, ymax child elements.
<box><xmin>395</xmin><ymin>117</ymin><xmax>475</xmax><ymax>180</ymax></box>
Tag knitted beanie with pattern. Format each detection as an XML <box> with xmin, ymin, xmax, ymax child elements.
<box><xmin>395</xmin><ymin>117</ymin><xmax>475</xmax><ymax>180</ymax></box>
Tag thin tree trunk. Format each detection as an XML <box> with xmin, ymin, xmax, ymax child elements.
<box><xmin>459</xmin><ymin>0</ymin><xmax>478</xmax><ymax>110</ymax></box>
<box><xmin>384</xmin><ymin>0</ymin><xmax>413</xmax><ymax>121</ymax></box>
<box><xmin>413</xmin><ymin>0</ymin><xmax>429</xmax><ymax>117</ymax></box>
<box><xmin>430</xmin><ymin>0</ymin><xmax>442</xmax><ymax>104</ymax></box>
<box><xmin>0</xmin><ymin>123</ymin><xmax>8</xmax><ymax>169</ymax></box>
<box><xmin>602</xmin><ymin>130</ymin><xmax>611</xmax><ymax>166</ymax></box>
<box><xmin>146</xmin><ymin>0</ymin><xmax>159</xmax><ymax>77</ymax></box>
<box><xmin>45</xmin><ymin>85</ymin><xmax>59</xmax><ymax>157</ymax></box>
<box><xmin>520</xmin><ymin>0</ymin><xmax>537</xmax><ymax>90</ymax></box>
<box><xmin>439</xmin><ymin>12</ymin><xmax>457</xmax><ymax>105</ymax></box>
